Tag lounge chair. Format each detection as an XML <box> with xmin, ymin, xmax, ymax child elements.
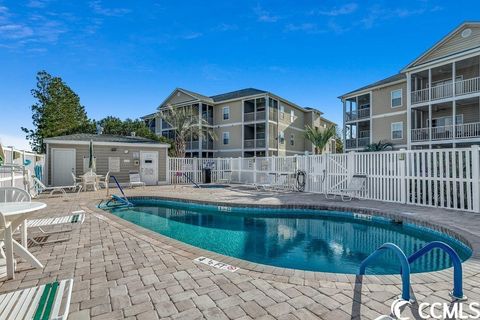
<box><xmin>0</xmin><ymin>278</ymin><xmax>73</xmax><ymax>320</ymax></box>
<box><xmin>26</xmin><ymin>211</ymin><xmax>85</xmax><ymax>245</ymax></box>
<box><xmin>254</xmin><ymin>173</ymin><xmax>275</xmax><ymax>191</ymax></box>
<box><xmin>70</xmin><ymin>172</ymin><xmax>82</xmax><ymax>190</ymax></box>
<box><xmin>325</xmin><ymin>174</ymin><xmax>367</xmax><ymax>201</ymax></box>
<box><xmin>32</xmin><ymin>177</ymin><xmax>74</xmax><ymax>196</ymax></box>
<box><xmin>129</xmin><ymin>172</ymin><xmax>146</xmax><ymax>188</ymax></box>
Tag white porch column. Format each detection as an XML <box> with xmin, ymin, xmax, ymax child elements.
<box><xmin>428</xmin><ymin>68</ymin><xmax>432</xmax><ymax>144</ymax></box>
<box><xmin>198</xmin><ymin>104</ymin><xmax>202</xmax><ymax>157</ymax></box>
<box><xmin>452</xmin><ymin>62</ymin><xmax>456</xmax><ymax>140</ymax></box>
<box><xmin>265</xmin><ymin>96</ymin><xmax>270</xmax><ymax>155</ymax></box>
<box><xmin>406</xmin><ymin>72</ymin><xmax>412</xmax><ymax>149</ymax></box>
<box><xmin>342</xmin><ymin>99</ymin><xmax>346</xmax><ymax>152</ymax></box>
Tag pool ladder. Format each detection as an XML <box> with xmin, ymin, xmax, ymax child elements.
<box><xmin>358</xmin><ymin>241</ymin><xmax>466</xmax><ymax>302</ymax></box>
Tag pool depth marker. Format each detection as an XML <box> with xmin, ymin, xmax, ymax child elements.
<box><xmin>194</xmin><ymin>257</ymin><xmax>239</xmax><ymax>272</ymax></box>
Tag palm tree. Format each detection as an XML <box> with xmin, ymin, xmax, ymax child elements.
<box><xmin>304</xmin><ymin>125</ymin><xmax>336</xmax><ymax>155</ymax></box>
<box><xmin>157</xmin><ymin>105</ymin><xmax>216</xmax><ymax>157</ymax></box>
<box><xmin>363</xmin><ymin>140</ymin><xmax>393</xmax><ymax>152</ymax></box>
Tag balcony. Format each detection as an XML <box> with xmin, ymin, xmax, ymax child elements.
<box><xmin>411</xmin><ymin>76</ymin><xmax>480</xmax><ymax>105</ymax></box>
<box><xmin>346</xmin><ymin>137</ymin><xmax>370</xmax><ymax>149</ymax></box>
<box><xmin>202</xmin><ymin>140</ymin><xmax>214</xmax><ymax>149</ymax></box>
<box><xmin>244</xmin><ymin>139</ymin><xmax>266</xmax><ymax>149</ymax></box>
<box><xmin>411</xmin><ymin>122</ymin><xmax>480</xmax><ymax>142</ymax></box>
<box><xmin>186</xmin><ymin>141</ymin><xmax>199</xmax><ymax>150</ymax></box>
<box><xmin>202</xmin><ymin>115</ymin><xmax>214</xmax><ymax>125</ymax></box>
<box><xmin>244</xmin><ymin>111</ymin><xmax>266</xmax><ymax>122</ymax></box>
<box><xmin>346</xmin><ymin>108</ymin><xmax>370</xmax><ymax>122</ymax></box>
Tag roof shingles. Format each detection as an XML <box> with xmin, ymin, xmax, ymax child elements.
<box><xmin>45</xmin><ymin>134</ymin><xmax>161</xmax><ymax>144</ymax></box>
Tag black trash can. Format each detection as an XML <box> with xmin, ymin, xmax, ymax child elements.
<box><xmin>204</xmin><ymin>168</ymin><xmax>212</xmax><ymax>183</ymax></box>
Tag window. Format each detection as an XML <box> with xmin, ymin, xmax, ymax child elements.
<box><xmin>391</xmin><ymin>89</ymin><xmax>402</xmax><ymax>108</ymax></box>
<box><xmin>223</xmin><ymin>132</ymin><xmax>230</xmax><ymax>145</ymax></box>
<box><xmin>391</xmin><ymin>122</ymin><xmax>403</xmax><ymax>140</ymax></box>
<box><xmin>290</xmin><ymin>110</ymin><xmax>295</xmax><ymax>122</ymax></box>
<box><xmin>223</xmin><ymin>106</ymin><xmax>230</xmax><ymax>120</ymax></box>
<box><xmin>279</xmin><ymin>131</ymin><xmax>285</xmax><ymax>144</ymax></box>
<box><xmin>290</xmin><ymin>134</ymin><xmax>294</xmax><ymax>146</ymax></box>
<box><xmin>280</xmin><ymin>105</ymin><xmax>285</xmax><ymax>120</ymax></box>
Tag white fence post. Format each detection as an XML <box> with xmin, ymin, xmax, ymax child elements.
<box><xmin>253</xmin><ymin>157</ymin><xmax>257</xmax><ymax>185</ymax></box>
<box><xmin>347</xmin><ymin>151</ymin><xmax>355</xmax><ymax>182</ymax></box>
<box><xmin>399</xmin><ymin>149</ymin><xmax>407</xmax><ymax>204</ymax></box>
<box><xmin>472</xmin><ymin>145</ymin><xmax>480</xmax><ymax>213</ymax></box>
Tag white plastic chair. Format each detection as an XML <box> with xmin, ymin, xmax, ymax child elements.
<box><xmin>0</xmin><ymin>188</ymin><xmax>31</xmax><ymax>273</ymax></box>
<box><xmin>0</xmin><ymin>187</ymin><xmax>31</xmax><ymax>203</ymax></box>
<box><xmin>97</xmin><ymin>171</ymin><xmax>110</xmax><ymax>189</ymax></box>
<box><xmin>129</xmin><ymin>171</ymin><xmax>146</xmax><ymax>188</ymax></box>
<box><xmin>82</xmin><ymin>171</ymin><xmax>97</xmax><ymax>191</ymax></box>
<box><xmin>71</xmin><ymin>172</ymin><xmax>82</xmax><ymax>189</ymax></box>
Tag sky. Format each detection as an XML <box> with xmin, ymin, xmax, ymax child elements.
<box><xmin>1</xmin><ymin>0</ymin><xmax>479</xmax><ymax>150</ymax></box>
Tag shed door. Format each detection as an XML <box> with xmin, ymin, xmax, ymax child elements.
<box><xmin>140</xmin><ymin>151</ymin><xmax>158</xmax><ymax>185</ymax></box>
<box><xmin>52</xmin><ymin>148</ymin><xmax>75</xmax><ymax>186</ymax></box>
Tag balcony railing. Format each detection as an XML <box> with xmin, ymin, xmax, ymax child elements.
<box><xmin>244</xmin><ymin>139</ymin><xmax>266</xmax><ymax>149</ymax></box>
<box><xmin>346</xmin><ymin>137</ymin><xmax>370</xmax><ymax>149</ymax></box>
<box><xmin>411</xmin><ymin>122</ymin><xmax>480</xmax><ymax>142</ymax></box>
<box><xmin>244</xmin><ymin>111</ymin><xmax>266</xmax><ymax>122</ymax></box>
<box><xmin>411</xmin><ymin>76</ymin><xmax>480</xmax><ymax>105</ymax></box>
<box><xmin>456</xmin><ymin>77</ymin><xmax>480</xmax><ymax>96</ymax></box>
<box><xmin>186</xmin><ymin>141</ymin><xmax>200</xmax><ymax>150</ymax></box>
<box><xmin>202</xmin><ymin>140</ymin><xmax>214</xmax><ymax>149</ymax></box>
<box><xmin>346</xmin><ymin>108</ymin><xmax>370</xmax><ymax>122</ymax></box>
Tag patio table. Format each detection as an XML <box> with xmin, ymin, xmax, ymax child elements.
<box><xmin>79</xmin><ymin>174</ymin><xmax>104</xmax><ymax>191</ymax></box>
<box><xmin>0</xmin><ymin>202</ymin><xmax>46</xmax><ymax>279</ymax></box>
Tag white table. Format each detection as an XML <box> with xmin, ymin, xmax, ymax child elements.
<box><xmin>0</xmin><ymin>202</ymin><xmax>46</xmax><ymax>279</ymax></box>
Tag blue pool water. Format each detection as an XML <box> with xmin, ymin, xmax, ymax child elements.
<box><xmin>104</xmin><ymin>199</ymin><xmax>472</xmax><ymax>275</ymax></box>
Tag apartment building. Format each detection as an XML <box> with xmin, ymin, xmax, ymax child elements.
<box><xmin>143</xmin><ymin>88</ymin><xmax>336</xmax><ymax>157</ymax></box>
<box><xmin>340</xmin><ymin>22</ymin><xmax>480</xmax><ymax>151</ymax></box>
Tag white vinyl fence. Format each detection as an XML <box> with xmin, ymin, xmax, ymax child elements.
<box><xmin>0</xmin><ymin>145</ymin><xmax>45</xmax><ymax>194</ymax></box>
<box><xmin>168</xmin><ymin>145</ymin><xmax>480</xmax><ymax>213</ymax></box>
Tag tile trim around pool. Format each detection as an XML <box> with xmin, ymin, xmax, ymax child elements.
<box><xmin>86</xmin><ymin>196</ymin><xmax>480</xmax><ymax>287</ymax></box>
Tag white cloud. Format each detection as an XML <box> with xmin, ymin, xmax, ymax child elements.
<box><xmin>26</xmin><ymin>0</ymin><xmax>49</xmax><ymax>8</ymax></box>
<box><xmin>254</xmin><ymin>5</ymin><xmax>279</xmax><ymax>23</ymax></box>
<box><xmin>285</xmin><ymin>23</ymin><xmax>324</xmax><ymax>34</ymax></box>
<box><xmin>89</xmin><ymin>0</ymin><xmax>130</xmax><ymax>17</ymax></box>
<box><xmin>0</xmin><ymin>24</ymin><xmax>33</xmax><ymax>39</ymax></box>
<box><xmin>317</xmin><ymin>3</ymin><xmax>358</xmax><ymax>16</ymax></box>
<box><xmin>180</xmin><ymin>32</ymin><xmax>202</xmax><ymax>40</ymax></box>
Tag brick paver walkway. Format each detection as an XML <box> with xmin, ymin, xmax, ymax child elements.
<box><xmin>1</xmin><ymin>185</ymin><xmax>479</xmax><ymax>319</ymax></box>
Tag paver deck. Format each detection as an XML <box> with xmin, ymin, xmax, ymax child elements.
<box><xmin>1</xmin><ymin>185</ymin><xmax>479</xmax><ymax>320</ymax></box>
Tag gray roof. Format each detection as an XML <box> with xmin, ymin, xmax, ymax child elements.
<box><xmin>44</xmin><ymin>134</ymin><xmax>160</xmax><ymax>144</ymax></box>
<box><xmin>178</xmin><ymin>88</ymin><xmax>214</xmax><ymax>103</ymax></box>
<box><xmin>340</xmin><ymin>73</ymin><xmax>406</xmax><ymax>98</ymax></box>
<box><xmin>210</xmin><ymin>88</ymin><xmax>267</xmax><ymax>102</ymax></box>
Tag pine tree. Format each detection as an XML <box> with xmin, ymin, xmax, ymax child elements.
<box><xmin>22</xmin><ymin>71</ymin><xmax>94</xmax><ymax>152</ymax></box>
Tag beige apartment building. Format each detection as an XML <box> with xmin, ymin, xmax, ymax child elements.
<box><xmin>143</xmin><ymin>88</ymin><xmax>336</xmax><ymax>157</ymax></box>
<box><xmin>340</xmin><ymin>22</ymin><xmax>480</xmax><ymax>151</ymax></box>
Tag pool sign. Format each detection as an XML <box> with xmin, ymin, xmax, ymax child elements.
<box><xmin>194</xmin><ymin>257</ymin><xmax>239</xmax><ymax>272</ymax></box>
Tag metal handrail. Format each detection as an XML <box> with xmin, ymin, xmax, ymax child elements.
<box><xmin>407</xmin><ymin>241</ymin><xmax>466</xmax><ymax>300</ymax></box>
<box><xmin>108</xmin><ymin>175</ymin><xmax>133</xmax><ymax>206</ymax></box>
<box><xmin>358</xmin><ymin>243</ymin><xmax>411</xmax><ymax>301</ymax></box>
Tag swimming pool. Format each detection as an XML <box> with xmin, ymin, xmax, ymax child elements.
<box><xmin>103</xmin><ymin>198</ymin><xmax>472</xmax><ymax>275</ymax></box>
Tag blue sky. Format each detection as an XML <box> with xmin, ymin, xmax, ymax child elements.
<box><xmin>1</xmin><ymin>0</ymin><xmax>479</xmax><ymax>150</ymax></box>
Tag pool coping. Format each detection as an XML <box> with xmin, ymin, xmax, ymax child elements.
<box><xmin>84</xmin><ymin>194</ymin><xmax>480</xmax><ymax>288</ymax></box>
